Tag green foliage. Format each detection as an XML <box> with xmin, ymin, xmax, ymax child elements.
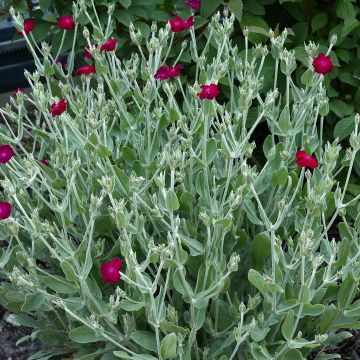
<box><xmin>1</xmin><ymin>4</ymin><xmax>360</xmax><ymax>360</ymax></box>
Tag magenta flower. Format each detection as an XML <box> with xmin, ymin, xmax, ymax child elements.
<box><xmin>295</xmin><ymin>150</ymin><xmax>319</xmax><ymax>169</ymax></box>
<box><xmin>197</xmin><ymin>84</ymin><xmax>220</xmax><ymax>100</ymax></box>
<box><xmin>75</xmin><ymin>65</ymin><xmax>96</xmax><ymax>76</ymax></box>
<box><xmin>0</xmin><ymin>145</ymin><xmax>15</xmax><ymax>164</ymax></box>
<box><xmin>17</xmin><ymin>19</ymin><xmax>35</xmax><ymax>36</ymax></box>
<box><xmin>84</xmin><ymin>44</ymin><xmax>98</xmax><ymax>59</ymax></box>
<box><xmin>186</xmin><ymin>0</ymin><xmax>201</xmax><ymax>10</ymax></box>
<box><xmin>154</xmin><ymin>64</ymin><xmax>184</xmax><ymax>80</ymax></box>
<box><xmin>57</xmin><ymin>16</ymin><xmax>75</xmax><ymax>30</ymax></box>
<box><xmin>100</xmin><ymin>38</ymin><xmax>118</xmax><ymax>52</ymax></box>
<box><xmin>38</xmin><ymin>159</ymin><xmax>49</xmax><ymax>166</ymax></box>
<box><xmin>0</xmin><ymin>201</ymin><xmax>12</xmax><ymax>220</ymax></box>
<box><xmin>100</xmin><ymin>258</ymin><xmax>123</xmax><ymax>285</ymax></box>
<box><xmin>13</xmin><ymin>87</ymin><xmax>25</xmax><ymax>96</ymax></box>
<box><xmin>168</xmin><ymin>16</ymin><xmax>194</xmax><ymax>32</ymax></box>
<box><xmin>51</xmin><ymin>99</ymin><xmax>68</xmax><ymax>117</ymax></box>
<box><xmin>312</xmin><ymin>53</ymin><xmax>333</xmax><ymax>75</ymax></box>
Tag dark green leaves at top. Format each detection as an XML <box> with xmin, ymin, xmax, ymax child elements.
<box><xmin>336</xmin><ymin>0</ymin><xmax>356</xmax><ymax>19</ymax></box>
<box><xmin>311</xmin><ymin>12</ymin><xmax>328</xmax><ymax>32</ymax></box>
<box><xmin>228</xmin><ymin>0</ymin><xmax>243</xmax><ymax>22</ymax></box>
<box><xmin>200</xmin><ymin>0</ymin><xmax>223</xmax><ymax>19</ymax></box>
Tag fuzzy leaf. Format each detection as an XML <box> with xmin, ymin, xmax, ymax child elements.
<box><xmin>69</xmin><ymin>326</ymin><xmax>101</xmax><ymax>343</ymax></box>
<box><xmin>130</xmin><ymin>331</ymin><xmax>157</xmax><ymax>352</ymax></box>
<box><xmin>281</xmin><ymin>309</ymin><xmax>294</xmax><ymax>341</ymax></box>
<box><xmin>160</xmin><ymin>333</ymin><xmax>177</xmax><ymax>359</ymax></box>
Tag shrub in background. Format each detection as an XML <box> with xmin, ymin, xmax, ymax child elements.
<box><xmin>1</xmin><ymin>4</ymin><xmax>360</xmax><ymax>360</ymax></box>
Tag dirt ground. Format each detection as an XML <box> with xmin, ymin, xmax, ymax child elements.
<box><xmin>1</xmin><ymin>306</ymin><xmax>360</xmax><ymax>360</ymax></box>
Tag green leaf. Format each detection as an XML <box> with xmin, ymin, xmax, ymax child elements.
<box><xmin>344</xmin><ymin>301</ymin><xmax>360</xmax><ymax>318</ymax></box>
<box><xmin>166</xmin><ymin>189</ymin><xmax>180</xmax><ymax>212</ymax></box>
<box><xmin>160</xmin><ymin>321</ymin><xmax>190</xmax><ymax>335</ymax></box>
<box><xmin>130</xmin><ymin>331</ymin><xmax>157</xmax><ymax>352</ymax></box>
<box><xmin>206</xmin><ymin>138</ymin><xmax>217</xmax><ymax>165</ymax></box>
<box><xmin>336</xmin><ymin>0</ymin><xmax>356</xmax><ymax>19</ymax></box>
<box><xmin>96</xmin><ymin>144</ymin><xmax>113</xmax><ymax>158</ymax></box>
<box><xmin>341</xmin><ymin>18</ymin><xmax>360</xmax><ymax>37</ymax></box>
<box><xmin>160</xmin><ymin>333</ymin><xmax>177</xmax><ymax>359</ymax></box>
<box><xmin>95</xmin><ymin>59</ymin><xmax>109</xmax><ymax>76</ymax></box>
<box><xmin>43</xmin><ymin>58</ymin><xmax>55</xmax><ymax>76</ymax></box>
<box><xmin>241</xmin><ymin>13</ymin><xmax>269</xmax><ymax>43</ymax></box>
<box><xmin>333</xmin><ymin>115</ymin><xmax>355</xmax><ymax>141</ymax></box>
<box><xmin>311</xmin><ymin>12</ymin><xmax>328</xmax><ymax>32</ymax></box>
<box><xmin>39</xmin><ymin>0</ymin><xmax>51</xmax><ymax>11</ymax></box>
<box><xmin>298</xmin><ymin>284</ymin><xmax>310</xmax><ymax>304</ymax></box>
<box><xmin>330</xmin><ymin>100</ymin><xmax>354</xmax><ymax>117</ymax></box>
<box><xmin>248</xmin><ymin>269</ymin><xmax>281</xmax><ymax>295</ymax></box>
<box><xmin>281</xmin><ymin>309</ymin><xmax>294</xmax><ymax>341</ymax></box>
<box><xmin>173</xmin><ymin>269</ymin><xmax>190</xmax><ymax>297</ymax></box>
<box><xmin>69</xmin><ymin>326</ymin><xmax>102</xmax><ymax>343</ymax></box>
<box><xmin>21</xmin><ymin>293</ymin><xmax>45</xmax><ymax>312</ymax></box>
<box><xmin>120</xmin><ymin>299</ymin><xmax>144</xmax><ymax>311</ymax></box>
<box><xmin>94</xmin><ymin>216</ymin><xmax>115</xmax><ymax>234</ymax></box>
<box><xmin>60</xmin><ymin>261</ymin><xmax>78</xmax><ymax>282</ymax></box>
<box><xmin>277</xmin><ymin>105</ymin><xmax>291</xmax><ymax>135</ymax></box>
<box><xmin>179</xmin><ymin>234</ymin><xmax>205</xmax><ymax>256</ymax></box>
<box><xmin>200</xmin><ymin>0</ymin><xmax>223</xmax><ymax>18</ymax></box>
<box><xmin>288</xmin><ymin>338</ymin><xmax>318</xmax><ymax>349</ymax></box>
<box><xmin>301</xmin><ymin>69</ymin><xmax>315</xmax><ymax>87</ymax></box>
<box><xmin>114</xmin><ymin>10</ymin><xmax>135</xmax><ymax>26</ymax></box>
<box><xmin>319</xmin><ymin>304</ymin><xmax>338</xmax><ymax>333</ymax></box>
<box><xmin>314</xmin><ymin>355</ymin><xmax>341</xmax><ymax>360</ymax></box>
<box><xmin>272</xmin><ymin>166</ymin><xmax>288</xmax><ymax>186</ymax></box>
<box><xmin>250</xmin><ymin>343</ymin><xmax>273</xmax><ymax>360</ymax></box>
<box><xmin>338</xmin><ymin>272</ymin><xmax>356</xmax><ymax>309</ymax></box>
<box><xmin>114</xmin><ymin>352</ymin><xmax>158</xmax><ymax>360</ymax></box>
<box><xmin>228</xmin><ymin>0</ymin><xmax>243</xmax><ymax>22</ymax></box>
<box><xmin>119</xmin><ymin>0</ymin><xmax>132</xmax><ymax>9</ymax></box>
<box><xmin>251</xmin><ymin>232</ymin><xmax>271</xmax><ymax>271</ymax></box>
<box><xmin>41</xmin><ymin>275</ymin><xmax>77</xmax><ymax>294</ymax></box>
<box><xmin>300</xmin><ymin>304</ymin><xmax>325</xmax><ymax>317</ymax></box>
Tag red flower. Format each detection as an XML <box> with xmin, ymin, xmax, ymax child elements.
<box><xmin>312</xmin><ymin>53</ymin><xmax>333</xmax><ymax>75</ymax></box>
<box><xmin>75</xmin><ymin>65</ymin><xmax>96</xmax><ymax>76</ymax></box>
<box><xmin>186</xmin><ymin>0</ymin><xmax>201</xmax><ymax>10</ymax></box>
<box><xmin>100</xmin><ymin>258</ymin><xmax>123</xmax><ymax>285</ymax></box>
<box><xmin>295</xmin><ymin>150</ymin><xmax>319</xmax><ymax>169</ymax></box>
<box><xmin>168</xmin><ymin>16</ymin><xmax>194</xmax><ymax>32</ymax></box>
<box><xmin>0</xmin><ymin>145</ymin><xmax>15</xmax><ymax>164</ymax></box>
<box><xmin>51</xmin><ymin>99</ymin><xmax>68</xmax><ymax>117</ymax></box>
<box><xmin>154</xmin><ymin>64</ymin><xmax>184</xmax><ymax>80</ymax></box>
<box><xmin>38</xmin><ymin>159</ymin><xmax>49</xmax><ymax>166</ymax></box>
<box><xmin>100</xmin><ymin>38</ymin><xmax>118</xmax><ymax>52</ymax></box>
<box><xmin>197</xmin><ymin>84</ymin><xmax>220</xmax><ymax>100</ymax></box>
<box><xmin>0</xmin><ymin>201</ymin><xmax>12</xmax><ymax>220</ymax></box>
<box><xmin>17</xmin><ymin>19</ymin><xmax>35</xmax><ymax>36</ymax></box>
<box><xmin>13</xmin><ymin>87</ymin><xmax>25</xmax><ymax>96</ymax></box>
<box><xmin>57</xmin><ymin>16</ymin><xmax>75</xmax><ymax>30</ymax></box>
<box><xmin>84</xmin><ymin>44</ymin><xmax>98</xmax><ymax>59</ymax></box>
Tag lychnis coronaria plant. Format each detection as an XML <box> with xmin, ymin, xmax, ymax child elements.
<box><xmin>0</xmin><ymin>3</ymin><xmax>360</xmax><ymax>360</ymax></box>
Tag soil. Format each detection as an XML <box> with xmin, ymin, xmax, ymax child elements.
<box><xmin>0</xmin><ymin>308</ymin><xmax>41</xmax><ymax>360</ymax></box>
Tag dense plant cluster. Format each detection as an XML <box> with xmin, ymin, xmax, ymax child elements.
<box><xmin>0</xmin><ymin>3</ymin><xmax>360</xmax><ymax>360</ymax></box>
<box><xmin>2</xmin><ymin>0</ymin><xmax>360</xmax><ymax>184</ymax></box>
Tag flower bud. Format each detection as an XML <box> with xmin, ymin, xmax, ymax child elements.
<box><xmin>83</xmin><ymin>27</ymin><xmax>90</xmax><ymax>39</ymax></box>
<box><xmin>330</xmin><ymin>33</ymin><xmax>337</xmax><ymax>46</ymax></box>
